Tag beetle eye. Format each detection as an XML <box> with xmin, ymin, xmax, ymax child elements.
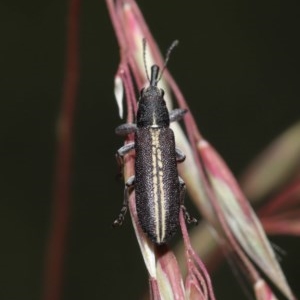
<box><xmin>160</xmin><ymin>89</ymin><xmax>165</xmax><ymax>97</ymax></box>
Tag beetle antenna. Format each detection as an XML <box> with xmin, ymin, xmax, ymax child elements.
<box><xmin>157</xmin><ymin>40</ymin><xmax>179</xmax><ymax>82</ymax></box>
<box><xmin>142</xmin><ymin>38</ymin><xmax>150</xmax><ymax>83</ymax></box>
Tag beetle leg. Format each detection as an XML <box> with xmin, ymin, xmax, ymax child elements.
<box><xmin>113</xmin><ymin>176</ymin><xmax>135</xmax><ymax>227</ymax></box>
<box><xmin>179</xmin><ymin>177</ymin><xmax>198</xmax><ymax>225</ymax></box>
<box><xmin>116</xmin><ymin>142</ymin><xmax>135</xmax><ymax>159</ymax></box>
<box><xmin>116</xmin><ymin>142</ymin><xmax>135</xmax><ymax>177</ymax></box>
<box><xmin>169</xmin><ymin>108</ymin><xmax>188</xmax><ymax>123</ymax></box>
<box><xmin>115</xmin><ymin>123</ymin><xmax>137</xmax><ymax>136</ymax></box>
<box><xmin>175</xmin><ymin>147</ymin><xmax>186</xmax><ymax>163</ymax></box>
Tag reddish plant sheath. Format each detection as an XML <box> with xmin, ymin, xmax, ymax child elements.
<box><xmin>42</xmin><ymin>0</ymin><xmax>81</xmax><ymax>299</ymax></box>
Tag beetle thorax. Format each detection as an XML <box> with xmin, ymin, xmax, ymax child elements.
<box><xmin>136</xmin><ymin>86</ymin><xmax>170</xmax><ymax>128</ymax></box>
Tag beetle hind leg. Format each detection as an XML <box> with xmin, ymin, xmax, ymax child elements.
<box><xmin>178</xmin><ymin>177</ymin><xmax>198</xmax><ymax>225</ymax></box>
<box><xmin>113</xmin><ymin>176</ymin><xmax>135</xmax><ymax>227</ymax></box>
<box><xmin>175</xmin><ymin>147</ymin><xmax>186</xmax><ymax>163</ymax></box>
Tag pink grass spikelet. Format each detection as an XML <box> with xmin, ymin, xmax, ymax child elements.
<box><xmin>196</xmin><ymin>139</ymin><xmax>296</xmax><ymax>299</ymax></box>
<box><xmin>106</xmin><ymin>0</ymin><xmax>297</xmax><ymax>299</ymax></box>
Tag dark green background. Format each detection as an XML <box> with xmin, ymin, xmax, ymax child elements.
<box><xmin>0</xmin><ymin>0</ymin><xmax>299</xmax><ymax>299</ymax></box>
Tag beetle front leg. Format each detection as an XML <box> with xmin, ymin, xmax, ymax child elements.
<box><xmin>113</xmin><ymin>176</ymin><xmax>135</xmax><ymax>227</ymax></box>
<box><xmin>115</xmin><ymin>123</ymin><xmax>137</xmax><ymax>136</ymax></box>
<box><xmin>179</xmin><ymin>177</ymin><xmax>198</xmax><ymax>225</ymax></box>
<box><xmin>169</xmin><ymin>108</ymin><xmax>187</xmax><ymax>123</ymax></box>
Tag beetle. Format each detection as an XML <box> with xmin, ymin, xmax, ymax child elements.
<box><xmin>113</xmin><ymin>41</ymin><xmax>197</xmax><ymax>244</ymax></box>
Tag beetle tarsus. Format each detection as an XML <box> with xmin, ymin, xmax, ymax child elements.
<box><xmin>113</xmin><ymin>176</ymin><xmax>135</xmax><ymax>227</ymax></box>
<box><xmin>179</xmin><ymin>177</ymin><xmax>198</xmax><ymax>226</ymax></box>
<box><xmin>181</xmin><ymin>205</ymin><xmax>198</xmax><ymax>225</ymax></box>
<box><xmin>112</xmin><ymin>206</ymin><xmax>128</xmax><ymax>227</ymax></box>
